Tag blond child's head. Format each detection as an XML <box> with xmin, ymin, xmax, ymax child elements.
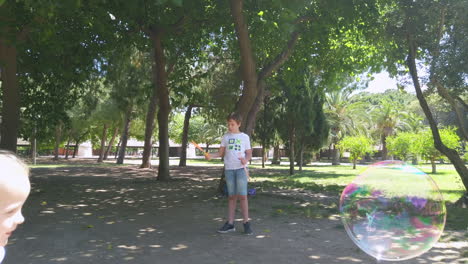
<box><xmin>0</xmin><ymin>150</ymin><xmax>30</xmax><ymax>247</ymax></box>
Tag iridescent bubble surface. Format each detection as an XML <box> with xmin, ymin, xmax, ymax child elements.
<box><xmin>340</xmin><ymin>161</ymin><xmax>446</xmax><ymax>261</ymax></box>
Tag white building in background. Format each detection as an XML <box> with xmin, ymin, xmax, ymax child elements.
<box><xmin>77</xmin><ymin>141</ymin><xmax>93</xmax><ymax>158</ymax></box>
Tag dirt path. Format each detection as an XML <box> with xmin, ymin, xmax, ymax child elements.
<box><xmin>4</xmin><ymin>161</ymin><xmax>467</xmax><ymax>264</ymax></box>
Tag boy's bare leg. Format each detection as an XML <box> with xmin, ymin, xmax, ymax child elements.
<box><xmin>228</xmin><ymin>195</ymin><xmax>238</xmax><ymax>224</ymax></box>
<box><xmin>239</xmin><ymin>195</ymin><xmax>249</xmax><ymax>223</ymax></box>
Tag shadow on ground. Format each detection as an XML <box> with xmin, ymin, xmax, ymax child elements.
<box><xmin>4</xmin><ymin>160</ymin><xmax>467</xmax><ymax>264</ymax></box>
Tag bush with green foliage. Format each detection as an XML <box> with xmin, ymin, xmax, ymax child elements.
<box><xmin>418</xmin><ymin>128</ymin><xmax>460</xmax><ymax>163</ymax></box>
<box><xmin>416</xmin><ymin>127</ymin><xmax>461</xmax><ymax>173</ymax></box>
<box><xmin>337</xmin><ymin>136</ymin><xmax>374</xmax><ymax>169</ymax></box>
<box><xmin>387</xmin><ymin>132</ymin><xmax>419</xmax><ymax>161</ymax></box>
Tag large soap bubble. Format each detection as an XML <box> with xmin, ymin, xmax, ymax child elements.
<box><xmin>340</xmin><ymin>161</ymin><xmax>446</xmax><ymax>261</ymax></box>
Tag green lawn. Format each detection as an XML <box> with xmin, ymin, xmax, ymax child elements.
<box><xmin>250</xmin><ymin>163</ymin><xmax>466</xmax><ymax>203</ymax></box>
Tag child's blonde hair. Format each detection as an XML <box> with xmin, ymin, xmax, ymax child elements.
<box><xmin>0</xmin><ymin>150</ymin><xmax>30</xmax><ymax>181</ymax></box>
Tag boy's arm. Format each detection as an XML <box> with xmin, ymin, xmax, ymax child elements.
<box><xmin>245</xmin><ymin>149</ymin><xmax>252</xmax><ymax>161</ymax></box>
<box><xmin>240</xmin><ymin>149</ymin><xmax>252</xmax><ymax>165</ymax></box>
<box><xmin>206</xmin><ymin>147</ymin><xmax>225</xmax><ymax>160</ymax></box>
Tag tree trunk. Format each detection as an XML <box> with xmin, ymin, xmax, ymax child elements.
<box><xmin>381</xmin><ymin>134</ymin><xmax>388</xmax><ymax>160</ymax></box>
<box><xmin>431</xmin><ymin>158</ymin><xmax>437</xmax><ymax>174</ymax></box>
<box><xmin>427</xmin><ymin>6</ymin><xmax>468</xmax><ymax>142</ymax></box>
<box><xmin>217</xmin><ymin>169</ymin><xmax>227</xmax><ymax>195</ymax></box>
<box><xmin>261</xmin><ymin>142</ymin><xmax>266</xmax><ymax>168</ymax></box>
<box><xmin>117</xmin><ymin>109</ymin><xmax>132</xmax><ymax>165</ymax></box>
<box><xmin>289</xmin><ymin>124</ymin><xmax>295</xmax><ymax>176</ymax></box>
<box><xmin>150</xmin><ymin>29</ymin><xmax>171</xmax><ymax>181</ymax></box>
<box><xmin>353</xmin><ymin>159</ymin><xmax>357</xmax><ymax>170</ymax></box>
<box><xmin>406</xmin><ymin>34</ymin><xmax>468</xmax><ymax>195</ymax></box>
<box><xmin>141</xmin><ymin>53</ymin><xmax>159</xmax><ymax>168</ymax></box>
<box><xmin>332</xmin><ymin>144</ymin><xmax>340</xmax><ymax>165</ymax></box>
<box><xmin>31</xmin><ymin>128</ymin><xmax>37</xmax><ymax>164</ymax></box>
<box><xmin>229</xmin><ymin>0</ymin><xmax>259</xmax><ymax>134</ymax></box>
<box><xmin>64</xmin><ymin>136</ymin><xmax>71</xmax><ymax>160</ymax></box>
<box><xmin>104</xmin><ymin>126</ymin><xmax>119</xmax><ymax>160</ymax></box>
<box><xmin>243</xmin><ymin>81</ymin><xmax>265</xmax><ymax>136</ymax></box>
<box><xmin>97</xmin><ymin>123</ymin><xmax>108</xmax><ymax>163</ymax></box>
<box><xmin>53</xmin><ymin>123</ymin><xmax>62</xmax><ymax>160</ymax></box>
<box><xmin>272</xmin><ymin>145</ymin><xmax>280</xmax><ymax>165</ymax></box>
<box><xmin>0</xmin><ymin>37</ymin><xmax>19</xmax><ymax>152</ymax></box>
<box><xmin>114</xmin><ymin>137</ymin><xmax>121</xmax><ymax>159</ymax></box>
<box><xmin>299</xmin><ymin>146</ymin><xmax>304</xmax><ymax>172</ymax></box>
<box><xmin>72</xmin><ymin>142</ymin><xmax>79</xmax><ymax>158</ymax></box>
<box><xmin>179</xmin><ymin>105</ymin><xmax>193</xmax><ymax>167</ymax></box>
<box><xmin>433</xmin><ymin>82</ymin><xmax>468</xmax><ymax>141</ymax></box>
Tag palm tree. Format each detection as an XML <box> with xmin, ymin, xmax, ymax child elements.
<box><xmin>324</xmin><ymin>90</ymin><xmax>366</xmax><ymax>165</ymax></box>
<box><xmin>369</xmin><ymin>99</ymin><xmax>408</xmax><ymax>160</ymax></box>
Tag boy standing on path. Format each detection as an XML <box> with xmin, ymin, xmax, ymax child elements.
<box><xmin>207</xmin><ymin>113</ymin><xmax>253</xmax><ymax>235</ymax></box>
<box><xmin>0</xmin><ymin>151</ymin><xmax>31</xmax><ymax>263</ymax></box>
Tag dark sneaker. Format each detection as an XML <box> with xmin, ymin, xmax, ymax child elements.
<box><xmin>243</xmin><ymin>222</ymin><xmax>253</xmax><ymax>235</ymax></box>
<box><xmin>218</xmin><ymin>222</ymin><xmax>235</xmax><ymax>233</ymax></box>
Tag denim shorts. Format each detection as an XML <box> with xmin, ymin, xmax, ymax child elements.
<box><xmin>225</xmin><ymin>168</ymin><xmax>248</xmax><ymax>196</ymax></box>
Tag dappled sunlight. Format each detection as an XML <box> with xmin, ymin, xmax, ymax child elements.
<box><xmin>117</xmin><ymin>245</ymin><xmax>139</xmax><ymax>250</ymax></box>
<box><xmin>4</xmin><ymin>160</ymin><xmax>465</xmax><ymax>263</ymax></box>
<box><xmin>337</xmin><ymin>256</ymin><xmax>363</xmax><ymax>262</ymax></box>
<box><xmin>170</xmin><ymin>244</ymin><xmax>188</xmax><ymax>251</ymax></box>
<box><xmin>148</xmin><ymin>244</ymin><xmax>162</xmax><ymax>248</ymax></box>
<box><xmin>50</xmin><ymin>257</ymin><xmax>68</xmax><ymax>262</ymax></box>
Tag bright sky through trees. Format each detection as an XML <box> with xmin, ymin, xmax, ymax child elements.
<box><xmin>367</xmin><ymin>72</ymin><xmax>398</xmax><ymax>93</ymax></box>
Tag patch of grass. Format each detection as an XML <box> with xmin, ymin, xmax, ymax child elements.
<box><xmin>251</xmin><ymin>164</ymin><xmax>466</xmax><ymax>203</ymax></box>
<box><xmin>445</xmin><ymin>205</ymin><xmax>468</xmax><ymax>230</ymax></box>
<box><xmin>462</xmin><ymin>250</ymin><xmax>468</xmax><ymax>258</ymax></box>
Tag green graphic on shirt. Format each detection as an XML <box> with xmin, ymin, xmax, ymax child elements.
<box><xmin>227</xmin><ymin>138</ymin><xmax>242</xmax><ymax>152</ymax></box>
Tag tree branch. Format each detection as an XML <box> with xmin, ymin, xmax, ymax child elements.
<box><xmin>455</xmin><ymin>96</ymin><xmax>468</xmax><ymax>110</ymax></box>
<box><xmin>428</xmin><ymin>5</ymin><xmax>468</xmax><ymax>141</ymax></box>
<box><xmin>258</xmin><ymin>31</ymin><xmax>300</xmax><ymax>81</ymax></box>
<box><xmin>167</xmin><ymin>48</ymin><xmax>183</xmax><ymax>76</ymax></box>
<box><xmin>258</xmin><ymin>15</ymin><xmax>314</xmax><ymax>81</ymax></box>
<box><xmin>170</xmin><ymin>15</ymin><xmax>187</xmax><ymax>34</ymax></box>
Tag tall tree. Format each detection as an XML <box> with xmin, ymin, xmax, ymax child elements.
<box><xmin>1</xmin><ymin>1</ymin><xmax>108</xmax><ymax>152</ymax></box>
<box><xmin>105</xmin><ymin>45</ymin><xmax>150</xmax><ymax>165</ymax></box>
<box><xmin>107</xmin><ymin>0</ymin><xmax>217</xmax><ymax>180</ymax></box>
<box><xmin>382</xmin><ymin>0</ymin><xmax>468</xmax><ymax>201</ymax></box>
<box><xmin>325</xmin><ymin>89</ymin><xmax>366</xmax><ymax>165</ymax></box>
<box><xmin>228</xmin><ymin>0</ymin><xmax>386</xmax><ymax>137</ymax></box>
<box><xmin>370</xmin><ymin>99</ymin><xmax>407</xmax><ymax>160</ymax></box>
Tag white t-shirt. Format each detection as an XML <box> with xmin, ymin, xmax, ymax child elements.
<box><xmin>221</xmin><ymin>132</ymin><xmax>251</xmax><ymax>170</ymax></box>
<box><xmin>0</xmin><ymin>247</ymin><xmax>5</xmax><ymax>263</ymax></box>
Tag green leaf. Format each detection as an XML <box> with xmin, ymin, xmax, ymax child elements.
<box><xmin>0</xmin><ymin>0</ymin><xmax>6</xmax><ymax>6</ymax></box>
<box><xmin>172</xmin><ymin>0</ymin><xmax>183</xmax><ymax>6</ymax></box>
<box><xmin>258</xmin><ymin>11</ymin><xmax>264</xmax><ymax>17</ymax></box>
